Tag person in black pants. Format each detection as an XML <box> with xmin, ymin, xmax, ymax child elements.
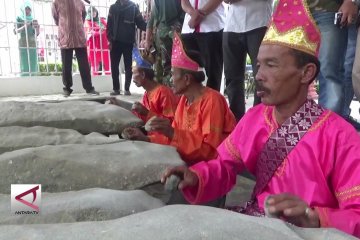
<box><xmin>181</xmin><ymin>31</ymin><xmax>223</xmax><ymax>91</ymax></box>
<box><xmin>107</xmin><ymin>0</ymin><xmax>147</xmax><ymax>96</ymax></box>
<box><xmin>52</xmin><ymin>0</ymin><xmax>99</xmax><ymax>97</ymax></box>
<box><xmin>222</xmin><ymin>0</ymin><xmax>272</xmax><ymax>121</ymax></box>
<box><xmin>223</xmin><ymin>27</ymin><xmax>267</xmax><ymax>121</ymax></box>
<box><xmin>61</xmin><ymin>48</ymin><xmax>96</xmax><ymax>95</ymax></box>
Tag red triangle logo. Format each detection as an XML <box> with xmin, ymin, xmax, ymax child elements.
<box><xmin>15</xmin><ymin>185</ymin><xmax>40</xmax><ymax>211</ymax></box>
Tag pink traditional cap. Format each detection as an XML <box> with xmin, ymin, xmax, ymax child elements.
<box><xmin>262</xmin><ymin>0</ymin><xmax>321</xmax><ymax>57</ymax></box>
<box><xmin>171</xmin><ymin>32</ymin><xmax>203</xmax><ymax>72</ymax></box>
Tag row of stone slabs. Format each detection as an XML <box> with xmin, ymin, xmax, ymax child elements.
<box><xmin>0</xmin><ymin>100</ymin><xmax>355</xmax><ymax>239</ymax></box>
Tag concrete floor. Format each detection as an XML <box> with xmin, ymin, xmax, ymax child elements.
<box><xmin>1</xmin><ymin>80</ymin><xmax>359</xmax><ymax>121</ymax></box>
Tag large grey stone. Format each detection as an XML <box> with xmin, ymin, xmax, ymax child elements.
<box><xmin>141</xmin><ymin>175</ymin><xmax>256</xmax><ymax>206</ymax></box>
<box><xmin>226</xmin><ymin>175</ymin><xmax>255</xmax><ymax>206</ymax></box>
<box><xmin>0</xmin><ymin>101</ymin><xmax>143</xmax><ymax>134</ymax></box>
<box><xmin>0</xmin><ymin>142</ymin><xmax>184</xmax><ymax>194</ymax></box>
<box><xmin>0</xmin><ymin>126</ymin><xmax>122</xmax><ymax>154</ymax></box>
<box><xmin>0</xmin><ymin>188</ymin><xmax>164</xmax><ymax>224</ymax></box>
<box><xmin>0</xmin><ymin>205</ymin><xmax>355</xmax><ymax>240</ymax></box>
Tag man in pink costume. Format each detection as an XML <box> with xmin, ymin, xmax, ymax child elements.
<box><xmin>161</xmin><ymin>0</ymin><xmax>360</xmax><ymax>237</ymax></box>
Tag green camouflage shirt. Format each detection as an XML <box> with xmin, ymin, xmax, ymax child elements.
<box><xmin>307</xmin><ymin>0</ymin><xmax>341</xmax><ymax>12</ymax></box>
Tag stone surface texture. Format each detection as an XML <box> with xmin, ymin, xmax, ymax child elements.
<box><xmin>0</xmin><ymin>188</ymin><xmax>164</xmax><ymax>224</ymax></box>
<box><xmin>0</xmin><ymin>142</ymin><xmax>184</xmax><ymax>194</ymax></box>
<box><xmin>0</xmin><ymin>101</ymin><xmax>143</xmax><ymax>134</ymax></box>
<box><xmin>0</xmin><ymin>205</ymin><xmax>355</xmax><ymax>240</ymax></box>
<box><xmin>0</xmin><ymin>126</ymin><xmax>121</xmax><ymax>154</ymax></box>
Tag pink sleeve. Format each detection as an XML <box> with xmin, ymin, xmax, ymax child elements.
<box><xmin>316</xmin><ymin>206</ymin><xmax>360</xmax><ymax>237</ymax></box>
<box><xmin>316</xmin><ymin>128</ymin><xmax>360</xmax><ymax>237</ymax></box>
<box><xmin>181</xmin><ymin>105</ymin><xmax>270</xmax><ymax>204</ymax></box>
<box><xmin>182</xmin><ymin>125</ymin><xmax>246</xmax><ymax>204</ymax></box>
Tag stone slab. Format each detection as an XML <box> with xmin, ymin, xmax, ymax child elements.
<box><xmin>0</xmin><ymin>101</ymin><xmax>143</xmax><ymax>134</ymax></box>
<box><xmin>0</xmin><ymin>142</ymin><xmax>184</xmax><ymax>194</ymax></box>
<box><xmin>0</xmin><ymin>188</ymin><xmax>164</xmax><ymax>224</ymax></box>
<box><xmin>0</xmin><ymin>126</ymin><xmax>122</xmax><ymax>154</ymax></box>
<box><xmin>0</xmin><ymin>205</ymin><xmax>355</xmax><ymax>240</ymax></box>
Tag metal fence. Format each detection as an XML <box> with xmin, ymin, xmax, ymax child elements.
<box><xmin>0</xmin><ymin>0</ymin><xmax>149</xmax><ymax>77</ymax></box>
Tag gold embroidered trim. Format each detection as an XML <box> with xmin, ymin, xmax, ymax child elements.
<box><xmin>275</xmin><ymin>157</ymin><xmax>287</xmax><ymax>177</ymax></box>
<box><xmin>225</xmin><ymin>136</ymin><xmax>241</xmax><ymax>161</ymax></box>
<box><xmin>263</xmin><ymin>0</ymin><xmax>320</xmax><ymax>56</ymax></box>
<box><xmin>336</xmin><ymin>185</ymin><xmax>360</xmax><ymax>202</ymax></box>
<box><xmin>337</xmin><ymin>192</ymin><xmax>360</xmax><ymax>202</ymax></box>
<box><xmin>336</xmin><ymin>185</ymin><xmax>360</xmax><ymax>197</ymax></box>
<box><xmin>263</xmin><ymin>106</ymin><xmax>276</xmax><ymax>138</ymax></box>
<box><xmin>315</xmin><ymin>207</ymin><xmax>330</xmax><ymax>227</ymax></box>
<box><xmin>308</xmin><ymin>110</ymin><xmax>332</xmax><ymax>132</ymax></box>
<box><xmin>191</xmin><ymin>168</ymin><xmax>204</xmax><ymax>204</ymax></box>
<box><xmin>263</xmin><ymin>25</ymin><xmax>317</xmax><ymax>56</ymax></box>
<box><xmin>184</xmin><ymin>107</ymin><xmax>196</xmax><ymax>130</ymax></box>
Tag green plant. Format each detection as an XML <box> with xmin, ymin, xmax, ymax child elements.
<box><xmin>38</xmin><ymin>62</ymin><xmax>80</xmax><ymax>76</ymax></box>
<box><xmin>246</xmin><ymin>55</ymin><xmax>251</xmax><ymax>65</ymax></box>
<box><xmin>39</xmin><ymin>63</ymin><xmax>62</xmax><ymax>73</ymax></box>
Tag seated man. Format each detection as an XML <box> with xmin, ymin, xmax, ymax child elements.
<box><xmin>110</xmin><ymin>47</ymin><xmax>179</xmax><ymax>124</ymax></box>
<box><xmin>124</xmin><ymin>33</ymin><xmax>236</xmax><ymax>165</ymax></box>
<box><xmin>161</xmin><ymin>1</ymin><xmax>360</xmax><ymax>238</ymax></box>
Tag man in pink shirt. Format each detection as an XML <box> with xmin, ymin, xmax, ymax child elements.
<box><xmin>161</xmin><ymin>0</ymin><xmax>360</xmax><ymax>238</ymax></box>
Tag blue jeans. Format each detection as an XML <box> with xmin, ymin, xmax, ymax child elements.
<box><xmin>312</xmin><ymin>12</ymin><xmax>348</xmax><ymax>115</ymax></box>
<box><xmin>342</xmin><ymin>24</ymin><xmax>357</xmax><ymax>117</ymax></box>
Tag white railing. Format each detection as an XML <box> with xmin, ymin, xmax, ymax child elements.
<box><xmin>0</xmin><ymin>0</ymin><xmax>149</xmax><ymax>77</ymax></box>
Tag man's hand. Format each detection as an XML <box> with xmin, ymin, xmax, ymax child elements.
<box><xmin>265</xmin><ymin>193</ymin><xmax>320</xmax><ymax>228</ymax></box>
<box><xmin>161</xmin><ymin>166</ymin><xmax>199</xmax><ymax>190</ymax></box>
<box><xmin>144</xmin><ymin>39</ymin><xmax>152</xmax><ymax>51</ymax></box>
<box><xmin>146</xmin><ymin>117</ymin><xmax>174</xmax><ymax>139</ymax></box>
<box><xmin>188</xmin><ymin>10</ymin><xmax>205</xmax><ymax>29</ymax></box>
<box><xmin>107</xmin><ymin>97</ymin><xmax>120</xmax><ymax>106</ymax></box>
<box><xmin>132</xmin><ymin>102</ymin><xmax>149</xmax><ymax>116</ymax></box>
<box><xmin>121</xmin><ymin>127</ymin><xmax>149</xmax><ymax>141</ymax></box>
<box><xmin>108</xmin><ymin>41</ymin><xmax>112</xmax><ymax>51</ymax></box>
<box><xmin>339</xmin><ymin>0</ymin><xmax>359</xmax><ymax>27</ymax></box>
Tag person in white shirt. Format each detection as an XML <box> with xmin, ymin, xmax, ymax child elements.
<box><xmin>180</xmin><ymin>0</ymin><xmax>225</xmax><ymax>91</ymax></box>
<box><xmin>223</xmin><ymin>0</ymin><xmax>272</xmax><ymax>121</ymax></box>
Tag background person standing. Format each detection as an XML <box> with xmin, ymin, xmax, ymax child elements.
<box><xmin>107</xmin><ymin>0</ymin><xmax>147</xmax><ymax>96</ymax></box>
<box><xmin>52</xmin><ymin>0</ymin><xmax>99</xmax><ymax>97</ymax></box>
<box><xmin>85</xmin><ymin>7</ymin><xmax>110</xmax><ymax>76</ymax></box>
<box><xmin>15</xmin><ymin>1</ymin><xmax>39</xmax><ymax>76</ymax></box>
<box><xmin>145</xmin><ymin>0</ymin><xmax>184</xmax><ymax>86</ymax></box>
<box><xmin>180</xmin><ymin>0</ymin><xmax>225</xmax><ymax>92</ymax></box>
<box><xmin>222</xmin><ymin>0</ymin><xmax>272</xmax><ymax>121</ymax></box>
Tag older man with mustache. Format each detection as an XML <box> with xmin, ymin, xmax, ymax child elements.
<box><xmin>161</xmin><ymin>0</ymin><xmax>360</xmax><ymax>237</ymax></box>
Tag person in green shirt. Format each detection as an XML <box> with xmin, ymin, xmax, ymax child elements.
<box><xmin>307</xmin><ymin>0</ymin><xmax>340</xmax><ymax>12</ymax></box>
<box><xmin>14</xmin><ymin>0</ymin><xmax>39</xmax><ymax>76</ymax></box>
<box><xmin>145</xmin><ymin>0</ymin><xmax>184</xmax><ymax>86</ymax></box>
